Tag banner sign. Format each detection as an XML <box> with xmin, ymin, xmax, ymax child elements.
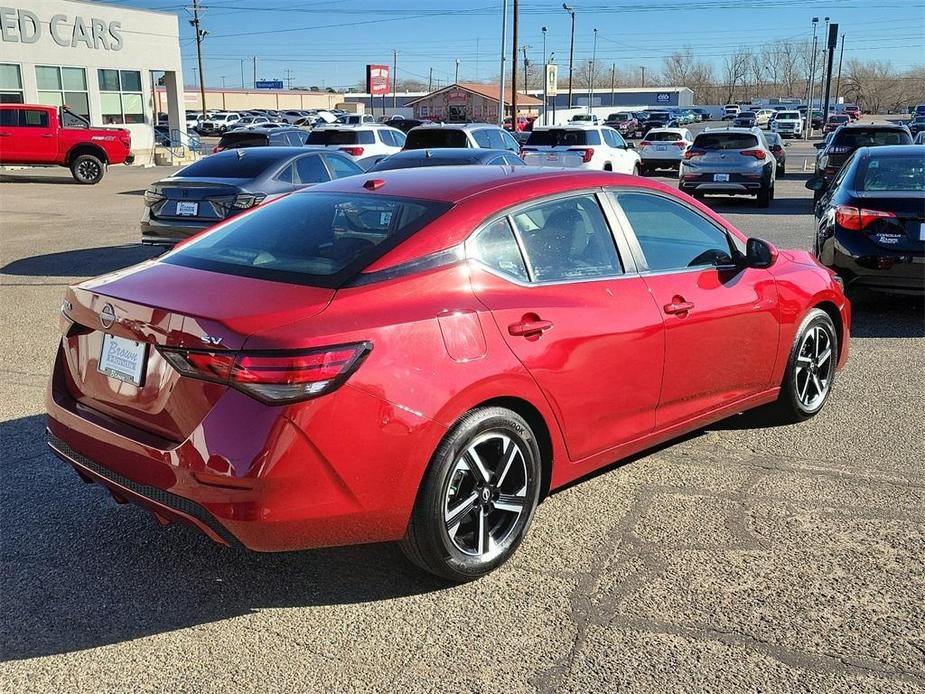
<box><xmin>546</xmin><ymin>64</ymin><xmax>558</xmax><ymax>96</ymax></box>
<box><xmin>366</xmin><ymin>64</ymin><xmax>390</xmax><ymax>95</ymax></box>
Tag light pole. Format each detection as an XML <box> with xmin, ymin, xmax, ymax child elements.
<box><xmin>640</xmin><ymin>65</ymin><xmax>646</xmax><ymax>88</ymax></box>
<box><xmin>455</xmin><ymin>58</ymin><xmax>460</xmax><ymax>84</ymax></box>
<box><xmin>587</xmin><ymin>27</ymin><xmax>597</xmax><ymax>114</ymax></box>
<box><xmin>563</xmin><ymin>3</ymin><xmax>575</xmax><ymax>109</ymax></box>
<box><xmin>498</xmin><ymin>0</ymin><xmax>508</xmax><ymax>127</ymax></box>
<box><xmin>542</xmin><ymin>26</ymin><xmax>548</xmax><ymax>124</ymax></box>
<box><xmin>805</xmin><ymin>17</ymin><xmax>819</xmax><ymax>140</ymax></box>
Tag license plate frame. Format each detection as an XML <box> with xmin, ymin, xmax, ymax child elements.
<box><xmin>656</xmin><ymin>145</ymin><xmax>667</xmax><ymax>151</ymax></box>
<box><xmin>713</xmin><ymin>173</ymin><xmax>730</xmax><ymax>182</ymax></box>
<box><xmin>98</xmin><ymin>334</ymin><xmax>147</xmax><ymax>387</ymax></box>
<box><xmin>175</xmin><ymin>200</ymin><xmax>199</xmax><ymax>216</ymax></box>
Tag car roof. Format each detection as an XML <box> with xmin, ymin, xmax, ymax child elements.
<box><xmin>646</xmin><ymin>128</ymin><xmax>688</xmax><ymax>135</ymax></box>
<box><xmin>312</xmin><ymin>123</ymin><xmax>399</xmax><ymax>130</ymax></box>
<box><xmin>224</xmin><ymin>126</ymin><xmax>302</xmax><ymax>135</ymax></box>
<box><xmin>839</xmin><ymin>121</ymin><xmax>907</xmax><ymax>130</ymax></box>
<box><xmin>854</xmin><ymin>144</ymin><xmax>924</xmax><ymax>157</ymax></box>
<box><xmin>380</xmin><ymin>148</ymin><xmax>512</xmax><ymax>161</ymax></box>
<box><xmin>411</xmin><ymin>123</ymin><xmax>501</xmax><ymax>130</ymax></box>
<box><xmin>532</xmin><ymin>123</ymin><xmax>601</xmax><ymax>131</ymax></box>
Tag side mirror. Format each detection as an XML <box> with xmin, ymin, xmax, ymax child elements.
<box><xmin>745</xmin><ymin>238</ymin><xmax>778</xmax><ymax>269</ymax></box>
<box><xmin>805</xmin><ymin>176</ymin><xmax>827</xmax><ymax>191</ymax></box>
<box><xmin>813</xmin><ymin>142</ymin><xmax>826</xmax><ymax>150</ymax></box>
<box><xmin>625</xmin><ymin>142</ymin><xmax>635</xmax><ymax>149</ymax></box>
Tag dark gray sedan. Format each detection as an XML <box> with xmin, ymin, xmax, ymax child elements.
<box><xmin>367</xmin><ymin>148</ymin><xmax>524</xmax><ymax>172</ymax></box>
<box><xmin>141</xmin><ymin>147</ymin><xmax>363</xmax><ymax>245</ymax></box>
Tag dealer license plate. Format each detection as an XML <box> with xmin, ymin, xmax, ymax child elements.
<box><xmin>656</xmin><ymin>145</ymin><xmax>667</xmax><ymax>151</ymax></box>
<box><xmin>98</xmin><ymin>334</ymin><xmax>147</xmax><ymax>387</ymax></box>
<box><xmin>713</xmin><ymin>173</ymin><xmax>730</xmax><ymax>182</ymax></box>
<box><xmin>175</xmin><ymin>201</ymin><xmax>199</xmax><ymax>216</ymax></box>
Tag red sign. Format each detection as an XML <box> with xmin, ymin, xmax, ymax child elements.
<box><xmin>366</xmin><ymin>64</ymin><xmax>390</xmax><ymax>95</ymax></box>
<box><xmin>447</xmin><ymin>90</ymin><xmax>468</xmax><ymax>105</ymax></box>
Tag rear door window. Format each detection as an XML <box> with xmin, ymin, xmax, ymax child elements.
<box><xmin>294</xmin><ymin>155</ymin><xmax>331</xmax><ymax>184</ymax></box>
<box><xmin>0</xmin><ymin>109</ymin><xmax>18</xmax><ymax>126</ymax></box>
<box><xmin>468</xmin><ymin>217</ymin><xmax>529</xmax><ymax>281</ymax></box>
<box><xmin>322</xmin><ymin>153</ymin><xmax>363</xmax><ymax>179</ymax></box>
<box><xmin>21</xmin><ymin>110</ymin><xmax>49</xmax><ymax>127</ymax></box>
<box><xmin>472</xmin><ymin>129</ymin><xmax>493</xmax><ymax>148</ymax></box>
<box><xmin>163</xmin><ymin>193</ymin><xmax>452</xmax><ymax>287</ymax></box>
<box><xmin>509</xmin><ymin>195</ymin><xmax>622</xmax><ymax>282</ymax></box>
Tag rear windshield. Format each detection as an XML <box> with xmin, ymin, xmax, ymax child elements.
<box><xmin>404</xmin><ymin>129</ymin><xmax>470</xmax><ymax>149</ymax></box>
<box><xmin>692</xmin><ymin>133</ymin><xmax>758</xmax><ymax>150</ymax></box>
<box><xmin>648</xmin><ymin>112</ymin><xmax>670</xmax><ymax>119</ymax></box>
<box><xmin>525</xmin><ymin>129</ymin><xmax>601</xmax><ymax>146</ymax></box>
<box><xmin>177</xmin><ymin>151</ymin><xmax>281</xmax><ymax>178</ymax></box>
<box><xmin>777</xmin><ymin>112</ymin><xmax>799</xmax><ymax>120</ymax></box>
<box><xmin>830</xmin><ymin>116</ymin><xmax>850</xmax><ymax>122</ymax></box>
<box><xmin>217</xmin><ymin>132</ymin><xmax>269</xmax><ymax>150</ymax></box>
<box><xmin>307</xmin><ymin>130</ymin><xmax>375</xmax><ymax>145</ymax></box>
<box><xmin>833</xmin><ymin>128</ymin><xmax>912</xmax><ymax>148</ymax></box>
<box><xmin>162</xmin><ymin>193</ymin><xmax>451</xmax><ymax>287</ymax></box>
<box><xmin>646</xmin><ymin>131</ymin><xmax>682</xmax><ymax>142</ymax></box>
<box><xmin>856</xmin><ymin>155</ymin><xmax>925</xmax><ymax>192</ymax></box>
<box><xmin>608</xmin><ymin>113</ymin><xmax>629</xmax><ymax>121</ymax></box>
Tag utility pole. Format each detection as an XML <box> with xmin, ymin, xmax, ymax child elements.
<box><xmin>834</xmin><ymin>34</ymin><xmax>845</xmax><ymax>107</ymax></box>
<box><xmin>610</xmin><ymin>63</ymin><xmax>615</xmax><ymax>108</ymax></box>
<box><xmin>640</xmin><ymin>65</ymin><xmax>646</xmax><ymax>88</ymax></box>
<box><xmin>563</xmin><ymin>4</ymin><xmax>576</xmax><ymax>108</ymax></box>
<box><xmin>253</xmin><ymin>56</ymin><xmax>257</xmax><ymax>90</ymax></box>
<box><xmin>392</xmin><ymin>49</ymin><xmax>397</xmax><ymax>109</ymax></box>
<box><xmin>429</xmin><ymin>67</ymin><xmax>433</xmax><ymax>92</ymax></box>
<box><xmin>220</xmin><ymin>75</ymin><xmax>225</xmax><ymax>88</ymax></box>
<box><xmin>805</xmin><ymin>17</ymin><xmax>819</xmax><ymax>140</ymax></box>
<box><xmin>240</xmin><ymin>59</ymin><xmax>245</xmax><ymax>88</ymax></box>
<box><xmin>189</xmin><ymin>0</ymin><xmax>207</xmax><ymax>120</ymax></box>
<box><xmin>498</xmin><ymin>0</ymin><xmax>507</xmax><ymax>126</ymax></box>
<box><xmin>511</xmin><ymin>0</ymin><xmax>518</xmax><ymax>130</ymax></box>
<box><xmin>822</xmin><ymin>22</ymin><xmax>838</xmax><ymax>122</ymax></box>
<box><xmin>285</xmin><ymin>68</ymin><xmax>293</xmax><ymax>90</ymax></box>
<box><xmin>587</xmin><ymin>28</ymin><xmax>597</xmax><ymax>114</ymax></box>
<box><xmin>455</xmin><ymin>59</ymin><xmax>460</xmax><ymax>84</ymax></box>
<box><xmin>542</xmin><ymin>26</ymin><xmax>547</xmax><ymax>125</ymax></box>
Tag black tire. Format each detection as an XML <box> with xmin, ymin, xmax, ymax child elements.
<box><xmin>756</xmin><ymin>184</ymin><xmax>771</xmax><ymax>207</ymax></box>
<box><xmin>771</xmin><ymin>308</ymin><xmax>838</xmax><ymax>423</ymax></box>
<box><xmin>637</xmin><ymin>164</ymin><xmax>647</xmax><ymax>176</ymax></box>
<box><xmin>399</xmin><ymin>406</ymin><xmax>542</xmax><ymax>582</ymax></box>
<box><xmin>70</xmin><ymin>154</ymin><xmax>105</xmax><ymax>184</ymax></box>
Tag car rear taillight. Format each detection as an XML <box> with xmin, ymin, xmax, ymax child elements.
<box><xmin>638</xmin><ymin>141</ymin><xmax>651</xmax><ymax>148</ymax></box>
<box><xmin>567</xmin><ymin>148</ymin><xmax>595</xmax><ymax>163</ymax></box>
<box><xmin>834</xmin><ymin>206</ymin><xmax>897</xmax><ymax>231</ymax></box>
<box><xmin>232</xmin><ymin>193</ymin><xmax>266</xmax><ymax>209</ymax></box>
<box><xmin>159</xmin><ymin>342</ymin><xmax>372</xmax><ymax>404</ymax></box>
<box><xmin>119</xmin><ymin>135</ymin><xmax>131</xmax><ymax>148</ymax></box>
<box><xmin>673</xmin><ymin>141</ymin><xmax>687</xmax><ymax>148</ymax></box>
<box><xmin>339</xmin><ymin>146</ymin><xmax>365</xmax><ymax>156</ymax></box>
<box><xmin>740</xmin><ymin>149</ymin><xmax>767</xmax><ymax>160</ymax></box>
<box><xmin>683</xmin><ymin>148</ymin><xmax>706</xmax><ymax>160</ymax></box>
<box><xmin>143</xmin><ymin>188</ymin><xmax>165</xmax><ymax>206</ymax></box>
<box><xmin>212</xmin><ymin>145</ymin><xmax>222</xmax><ymax>153</ymax></box>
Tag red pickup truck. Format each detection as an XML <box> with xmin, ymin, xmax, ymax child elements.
<box><xmin>0</xmin><ymin>104</ymin><xmax>133</xmax><ymax>184</ymax></box>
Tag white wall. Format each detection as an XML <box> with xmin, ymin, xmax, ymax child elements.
<box><xmin>1</xmin><ymin>0</ymin><xmax>185</xmax><ymax>163</ymax></box>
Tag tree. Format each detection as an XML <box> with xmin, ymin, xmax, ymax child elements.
<box><xmin>722</xmin><ymin>47</ymin><xmax>751</xmax><ymax>103</ymax></box>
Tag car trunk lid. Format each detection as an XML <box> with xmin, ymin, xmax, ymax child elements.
<box><xmin>148</xmin><ymin>178</ymin><xmax>250</xmax><ymax>223</ymax></box>
<box><xmin>60</xmin><ymin>261</ymin><xmax>334</xmax><ymax>442</ymax></box>
<box><xmin>851</xmin><ymin>194</ymin><xmax>925</xmax><ymax>251</ymax></box>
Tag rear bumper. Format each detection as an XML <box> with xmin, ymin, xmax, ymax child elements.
<box><xmin>821</xmin><ymin>234</ymin><xmax>925</xmax><ymax>293</ymax></box>
<box><xmin>46</xmin><ymin>345</ymin><xmax>445</xmax><ymax>552</ymax></box>
<box><xmin>141</xmin><ymin>218</ymin><xmax>215</xmax><ymax>245</ymax></box>
<box><xmin>640</xmin><ymin>156</ymin><xmax>682</xmax><ymax>169</ymax></box>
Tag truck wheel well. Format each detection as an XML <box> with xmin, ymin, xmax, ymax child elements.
<box><xmin>481</xmin><ymin>396</ymin><xmax>554</xmax><ymax>501</ymax></box>
<box><xmin>67</xmin><ymin>145</ymin><xmax>108</xmax><ymax>166</ymax></box>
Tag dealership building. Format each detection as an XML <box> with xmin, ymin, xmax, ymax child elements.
<box><xmin>1</xmin><ymin>0</ymin><xmax>186</xmax><ymax>161</ymax></box>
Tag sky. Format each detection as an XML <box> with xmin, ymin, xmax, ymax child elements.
<box><xmin>110</xmin><ymin>0</ymin><xmax>925</xmax><ymax>90</ymax></box>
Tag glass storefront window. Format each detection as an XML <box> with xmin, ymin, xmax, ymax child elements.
<box><xmin>36</xmin><ymin>66</ymin><xmax>90</xmax><ymax>121</ymax></box>
<box><xmin>98</xmin><ymin>69</ymin><xmax>144</xmax><ymax>125</ymax></box>
<box><xmin>0</xmin><ymin>63</ymin><xmax>23</xmax><ymax>103</ymax></box>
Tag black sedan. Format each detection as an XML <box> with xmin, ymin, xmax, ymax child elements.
<box><xmin>141</xmin><ymin>147</ymin><xmax>363</xmax><ymax>246</ymax></box>
<box><xmin>368</xmin><ymin>148</ymin><xmax>524</xmax><ymax>172</ymax></box>
<box><xmin>813</xmin><ymin>122</ymin><xmax>913</xmax><ymax>200</ymax></box>
<box><xmin>733</xmin><ymin>112</ymin><xmax>757</xmax><ymax>128</ymax></box>
<box><xmin>807</xmin><ymin>145</ymin><xmax>924</xmax><ymax>294</ymax></box>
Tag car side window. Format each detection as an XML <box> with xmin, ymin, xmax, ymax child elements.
<box><xmin>322</xmin><ymin>153</ymin><xmax>362</xmax><ymax>179</ymax></box>
<box><xmin>379</xmin><ymin>129</ymin><xmax>395</xmax><ymax>146</ymax></box>
<box><xmin>472</xmin><ymin>129</ymin><xmax>493</xmax><ymax>148</ymax></box>
<box><xmin>510</xmin><ymin>195</ymin><xmax>623</xmax><ymax>282</ymax></box>
<box><xmin>294</xmin><ymin>155</ymin><xmax>331</xmax><ymax>184</ymax></box>
<box><xmin>500</xmin><ymin>130</ymin><xmax>520</xmax><ymax>152</ymax></box>
<box><xmin>610</xmin><ymin>129</ymin><xmax>627</xmax><ymax>149</ymax></box>
<box><xmin>614</xmin><ymin>192</ymin><xmax>736</xmax><ymax>271</ymax></box>
<box><xmin>21</xmin><ymin>110</ymin><xmax>49</xmax><ymax>127</ymax></box>
<box><xmin>486</xmin><ymin>129</ymin><xmax>507</xmax><ymax>150</ymax></box>
<box><xmin>276</xmin><ymin>163</ymin><xmax>294</xmax><ymax>184</ymax></box>
<box><xmin>468</xmin><ymin>217</ymin><xmax>529</xmax><ymax>282</ymax></box>
<box><xmin>392</xmin><ymin>130</ymin><xmax>406</xmax><ymax>147</ymax></box>
<box><xmin>0</xmin><ymin>109</ymin><xmax>18</xmax><ymax>127</ymax></box>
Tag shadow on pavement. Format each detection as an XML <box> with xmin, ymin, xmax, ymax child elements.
<box><xmin>848</xmin><ymin>288</ymin><xmax>925</xmax><ymax>338</ymax></box>
<box><xmin>1</xmin><ymin>245</ymin><xmax>163</xmax><ymax>278</ymax></box>
<box><xmin>705</xmin><ymin>195</ymin><xmax>814</xmax><ymax>217</ymax></box>
<box><xmin>0</xmin><ymin>414</ymin><xmax>447</xmax><ymax>662</ymax></box>
<box><xmin>0</xmin><ymin>173</ymin><xmax>76</xmax><ymax>185</ymax></box>
<box><xmin>118</xmin><ymin>189</ymin><xmax>148</xmax><ymax>196</ymax></box>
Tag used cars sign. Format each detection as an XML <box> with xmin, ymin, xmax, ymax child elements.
<box><xmin>0</xmin><ymin>6</ymin><xmax>124</xmax><ymax>50</ymax></box>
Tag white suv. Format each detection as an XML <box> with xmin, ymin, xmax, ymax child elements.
<box><xmin>201</xmin><ymin>112</ymin><xmax>241</xmax><ymax>134</ymax></box>
<box><xmin>521</xmin><ymin>124</ymin><xmax>641</xmax><ymax>174</ymax></box>
<box><xmin>403</xmin><ymin>123</ymin><xmax>522</xmax><ymax>154</ymax></box>
<box><xmin>305</xmin><ymin>124</ymin><xmax>406</xmax><ymax>168</ymax></box>
<box><xmin>771</xmin><ymin>110</ymin><xmax>803</xmax><ymax>138</ymax></box>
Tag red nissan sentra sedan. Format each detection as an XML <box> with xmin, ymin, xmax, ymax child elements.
<box><xmin>46</xmin><ymin>167</ymin><xmax>850</xmax><ymax>581</ymax></box>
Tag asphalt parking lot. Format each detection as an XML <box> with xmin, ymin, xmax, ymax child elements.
<box><xmin>1</xmin><ymin>145</ymin><xmax>924</xmax><ymax>692</ymax></box>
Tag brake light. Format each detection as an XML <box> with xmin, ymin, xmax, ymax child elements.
<box><xmin>638</xmin><ymin>140</ymin><xmax>651</xmax><ymax>148</ymax></box>
<box><xmin>673</xmin><ymin>141</ymin><xmax>687</xmax><ymax>148</ymax></box>
<box><xmin>834</xmin><ymin>206</ymin><xmax>896</xmax><ymax>231</ymax></box>
<box><xmin>683</xmin><ymin>148</ymin><xmax>705</xmax><ymax>160</ymax></box>
<box><xmin>740</xmin><ymin>149</ymin><xmax>767</xmax><ymax>160</ymax></box>
<box><xmin>159</xmin><ymin>342</ymin><xmax>372</xmax><ymax>404</ymax></box>
<box><xmin>119</xmin><ymin>135</ymin><xmax>131</xmax><ymax>148</ymax></box>
<box><xmin>339</xmin><ymin>146</ymin><xmax>365</xmax><ymax>156</ymax></box>
<box><xmin>143</xmin><ymin>187</ymin><xmax>165</xmax><ymax>206</ymax></box>
<box><xmin>232</xmin><ymin>193</ymin><xmax>266</xmax><ymax>209</ymax></box>
<box><xmin>568</xmin><ymin>147</ymin><xmax>595</xmax><ymax>163</ymax></box>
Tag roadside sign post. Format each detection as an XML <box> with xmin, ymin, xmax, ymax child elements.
<box><xmin>546</xmin><ymin>63</ymin><xmax>558</xmax><ymax>126</ymax></box>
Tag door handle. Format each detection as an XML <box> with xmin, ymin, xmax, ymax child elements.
<box><xmin>664</xmin><ymin>296</ymin><xmax>694</xmax><ymax>315</ymax></box>
<box><xmin>508</xmin><ymin>319</ymin><xmax>553</xmax><ymax>337</ymax></box>
<box><xmin>0</xmin><ymin>132</ymin><xmax>10</xmax><ymax>137</ymax></box>
<box><xmin>41</xmin><ymin>133</ymin><xmax>54</xmax><ymax>138</ymax></box>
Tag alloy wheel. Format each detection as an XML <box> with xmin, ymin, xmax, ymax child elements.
<box><xmin>77</xmin><ymin>159</ymin><xmax>101</xmax><ymax>181</ymax></box>
<box><xmin>794</xmin><ymin>325</ymin><xmax>834</xmax><ymax>411</ymax></box>
<box><xmin>443</xmin><ymin>432</ymin><xmax>528</xmax><ymax>559</ymax></box>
